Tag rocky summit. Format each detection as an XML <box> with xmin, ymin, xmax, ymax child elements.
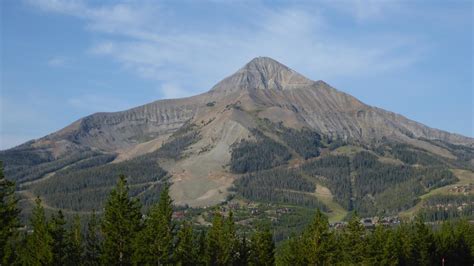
<box><xmin>1</xmin><ymin>57</ymin><xmax>473</xmax><ymax>219</ymax></box>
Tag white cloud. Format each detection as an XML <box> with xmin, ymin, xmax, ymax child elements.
<box><xmin>158</xmin><ymin>83</ymin><xmax>193</xmax><ymax>99</ymax></box>
<box><xmin>28</xmin><ymin>0</ymin><xmax>84</xmax><ymax>14</ymax></box>
<box><xmin>28</xmin><ymin>0</ymin><xmax>425</xmax><ymax>97</ymax></box>
<box><xmin>323</xmin><ymin>0</ymin><xmax>399</xmax><ymax>21</ymax></box>
<box><xmin>47</xmin><ymin>56</ymin><xmax>67</xmax><ymax>67</ymax></box>
<box><xmin>28</xmin><ymin>0</ymin><xmax>161</xmax><ymax>41</ymax></box>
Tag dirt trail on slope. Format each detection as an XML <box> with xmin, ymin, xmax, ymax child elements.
<box><xmin>19</xmin><ymin>172</ymin><xmax>56</xmax><ymax>189</ymax></box>
<box><xmin>312</xmin><ymin>184</ymin><xmax>348</xmax><ymax>222</ymax></box>
<box><xmin>274</xmin><ymin>184</ymin><xmax>348</xmax><ymax>222</ymax></box>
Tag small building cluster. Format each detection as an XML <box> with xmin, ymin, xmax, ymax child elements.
<box><xmin>172</xmin><ymin>210</ymin><xmax>187</xmax><ymax>220</ymax></box>
<box><xmin>330</xmin><ymin>216</ymin><xmax>400</xmax><ymax>229</ymax></box>
<box><xmin>448</xmin><ymin>184</ymin><xmax>473</xmax><ymax>194</ymax></box>
<box><xmin>431</xmin><ymin>202</ymin><xmax>473</xmax><ymax>212</ymax></box>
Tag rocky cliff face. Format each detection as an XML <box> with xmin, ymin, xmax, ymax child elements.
<box><xmin>206</xmin><ymin>57</ymin><xmax>472</xmax><ymax>145</ymax></box>
<box><xmin>47</xmin><ymin>97</ymin><xmax>204</xmax><ymax>152</ymax></box>
<box><xmin>23</xmin><ymin>56</ymin><xmax>472</xmax><ymax>157</ymax></box>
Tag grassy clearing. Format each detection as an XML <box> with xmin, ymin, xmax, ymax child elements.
<box><xmin>332</xmin><ymin>145</ymin><xmax>364</xmax><ymax>156</ymax></box>
<box><xmin>313</xmin><ymin>183</ymin><xmax>348</xmax><ymax>222</ymax></box>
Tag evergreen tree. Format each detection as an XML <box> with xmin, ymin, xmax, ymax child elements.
<box><xmin>342</xmin><ymin>214</ymin><xmax>366</xmax><ymax>264</ymax></box>
<box><xmin>49</xmin><ymin>210</ymin><xmax>68</xmax><ymax>265</ymax></box>
<box><xmin>366</xmin><ymin>224</ymin><xmax>388</xmax><ymax>264</ymax></box>
<box><xmin>249</xmin><ymin>225</ymin><xmax>275</xmax><ymax>266</ymax></box>
<box><xmin>65</xmin><ymin>215</ymin><xmax>83</xmax><ymax>265</ymax></box>
<box><xmin>276</xmin><ymin>234</ymin><xmax>305</xmax><ymax>265</ymax></box>
<box><xmin>0</xmin><ymin>161</ymin><xmax>20</xmax><ymax>264</ymax></box>
<box><xmin>84</xmin><ymin>210</ymin><xmax>101</xmax><ymax>266</ymax></box>
<box><xmin>101</xmin><ymin>175</ymin><xmax>142</xmax><ymax>265</ymax></box>
<box><xmin>196</xmin><ymin>230</ymin><xmax>208</xmax><ymax>266</ymax></box>
<box><xmin>413</xmin><ymin>214</ymin><xmax>435</xmax><ymax>266</ymax></box>
<box><xmin>133</xmin><ymin>185</ymin><xmax>173</xmax><ymax>265</ymax></box>
<box><xmin>174</xmin><ymin>222</ymin><xmax>197</xmax><ymax>265</ymax></box>
<box><xmin>395</xmin><ymin>222</ymin><xmax>415</xmax><ymax>265</ymax></box>
<box><xmin>21</xmin><ymin>197</ymin><xmax>54</xmax><ymax>265</ymax></box>
<box><xmin>434</xmin><ymin>219</ymin><xmax>473</xmax><ymax>265</ymax></box>
<box><xmin>223</xmin><ymin>211</ymin><xmax>239</xmax><ymax>264</ymax></box>
<box><xmin>206</xmin><ymin>212</ymin><xmax>239</xmax><ymax>265</ymax></box>
<box><xmin>381</xmin><ymin>229</ymin><xmax>401</xmax><ymax>266</ymax></box>
<box><xmin>435</xmin><ymin>221</ymin><xmax>458</xmax><ymax>266</ymax></box>
<box><xmin>452</xmin><ymin>219</ymin><xmax>474</xmax><ymax>265</ymax></box>
<box><xmin>236</xmin><ymin>234</ymin><xmax>250</xmax><ymax>266</ymax></box>
<box><xmin>300</xmin><ymin>210</ymin><xmax>335</xmax><ymax>265</ymax></box>
<box><xmin>276</xmin><ymin>210</ymin><xmax>337</xmax><ymax>265</ymax></box>
<box><xmin>206</xmin><ymin>212</ymin><xmax>222</xmax><ymax>265</ymax></box>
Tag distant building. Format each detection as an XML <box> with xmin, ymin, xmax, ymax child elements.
<box><xmin>172</xmin><ymin>211</ymin><xmax>186</xmax><ymax>220</ymax></box>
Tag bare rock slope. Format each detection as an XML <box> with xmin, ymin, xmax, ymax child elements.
<box><xmin>35</xmin><ymin>57</ymin><xmax>474</xmax><ymax>153</ymax></box>
<box><xmin>2</xmin><ymin>57</ymin><xmax>472</xmax><ymax>208</ymax></box>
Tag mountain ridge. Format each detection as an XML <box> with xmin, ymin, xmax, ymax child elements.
<box><xmin>1</xmin><ymin>56</ymin><xmax>473</xmax><ymax>214</ymax></box>
<box><xmin>9</xmin><ymin>56</ymin><xmax>471</xmax><ymax>154</ymax></box>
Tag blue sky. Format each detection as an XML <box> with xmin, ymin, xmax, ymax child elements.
<box><xmin>1</xmin><ymin>0</ymin><xmax>473</xmax><ymax>150</ymax></box>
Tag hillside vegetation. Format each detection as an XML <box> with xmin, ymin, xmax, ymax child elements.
<box><xmin>7</xmin><ymin>124</ymin><xmax>202</xmax><ymax>213</ymax></box>
<box><xmin>234</xmin><ymin>168</ymin><xmax>328</xmax><ymax>209</ymax></box>
<box><xmin>1</xmin><ymin>169</ymin><xmax>472</xmax><ymax>265</ymax></box>
<box><xmin>0</xmin><ymin>109</ymin><xmax>472</xmax><ymax>222</ymax></box>
<box><xmin>229</xmin><ymin>120</ymin><xmax>471</xmax><ymax>220</ymax></box>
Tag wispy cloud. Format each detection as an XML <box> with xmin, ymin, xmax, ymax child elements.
<box><xmin>28</xmin><ymin>0</ymin><xmax>161</xmax><ymax>41</ymax></box>
<box><xmin>28</xmin><ymin>0</ymin><xmax>425</xmax><ymax>97</ymax></box>
<box><xmin>158</xmin><ymin>83</ymin><xmax>192</xmax><ymax>99</ymax></box>
<box><xmin>323</xmin><ymin>0</ymin><xmax>399</xmax><ymax>21</ymax></box>
<box><xmin>47</xmin><ymin>56</ymin><xmax>68</xmax><ymax>67</ymax></box>
<box><xmin>1</xmin><ymin>0</ymin><xmax>469</xmax><ymax>150</ymax></box>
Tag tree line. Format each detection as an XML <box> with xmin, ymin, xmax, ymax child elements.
<box><xmin>1</xmin><ymin>162</ymin><xmax>473</xmax><ymax>265</ymax></box>
<box><xmin>28</xmin><ymin>151</ymin><xmax>168</xmax><ymax>212</ymax></box>
<box><xmin>419</xmin><ymin>194</ymin><xmax>474</xmax><ymax>222</ymax></box>
<box><xmin>266</xmin><ymin>121</ymin><xmax>323</xmax><ymax>160</ymax></box>
<box><xmin>230</xmin><ymin>130</ymin><xmax>291</xmax><ymax>174</ymax></box>
<box><xmin>300</xmin><ymin>151</ymin><xmax>459</xmax><ymax>217</ymax></box>
<box><xmin>233</xmin><ymin>168</ymin><xmax>328</xmax><ymax>209</ymax></box>
<box><xmin>1</xmin><ymin>162</ymin><xmax>275</xmax><ymax>265</ymax></box>
<box><xmin>277</xmin><ymin>210</ymin><xmax>473</xmax><ymax>265</ymax></box>
<box><xmin>13</xmin><ymin>122</ymin><xmax>200</xmax><ymax>213</ymax></box>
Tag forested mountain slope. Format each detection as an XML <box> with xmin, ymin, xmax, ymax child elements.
<box><xmin>1</xmin><ymin>57</ymin><xmax>472</xmax><ymax>221</ymax></box>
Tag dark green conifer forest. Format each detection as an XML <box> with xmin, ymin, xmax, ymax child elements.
<box><xmin>1</xmin><ymin>162</ymin><xmax>473</xmax><ymax>266</ymax></box>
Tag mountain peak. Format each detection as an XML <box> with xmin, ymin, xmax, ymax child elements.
<box><xmin>243</xmin><ymin>56</ymin><xmax>289</xmax><ymax>71</ymax></box>
<box><xmin>211</xmin><ymin>57</ymin><xmax>314</xmax><ymax>93</ymax></box>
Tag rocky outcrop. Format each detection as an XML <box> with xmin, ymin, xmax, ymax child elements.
<box><xmin>5</xmin><ymin>57</ymin><xmax>473</xmax><ymax>159</ymax></box>
<box><xmin>206</xmin><ymin>57</ymin><xmax>472</xmax><ymax>146</ymax></box>
<box><xmin>2</xmin><ymin>56</ymin><xmax>472</xmax><ymax>209</ymax></box>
